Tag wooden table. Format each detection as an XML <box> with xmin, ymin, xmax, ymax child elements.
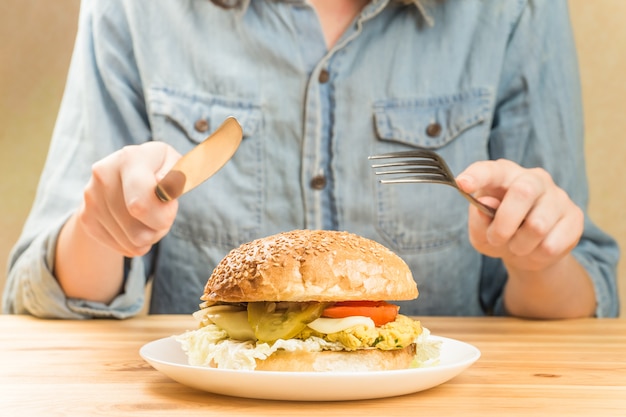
<box><xmin>1</xmin><ymin>315</ymin><xmax>624</xmax><ymax>416</ymax></box>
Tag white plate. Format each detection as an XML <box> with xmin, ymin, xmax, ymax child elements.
<box><xmin>140</xmin><ymin>335</ymin><xmax>480</xmax><ymax>401</ymax></box>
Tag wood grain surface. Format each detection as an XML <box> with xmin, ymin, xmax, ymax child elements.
<box><xmin>1</xmin><ymin>315</ymin><xmax>624</xmax><ymax>416</ymax></box>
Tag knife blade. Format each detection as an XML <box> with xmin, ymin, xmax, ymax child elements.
<box><xmin>155</xmin><ymin>116</ymin><xmax>243</xmax><ymax>202</ymax></box>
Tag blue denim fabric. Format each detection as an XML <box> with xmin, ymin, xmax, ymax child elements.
<box><xmin>3</xmin><ymin>0</ymin><xmax>620</xmax><ymax>317</ymax></box>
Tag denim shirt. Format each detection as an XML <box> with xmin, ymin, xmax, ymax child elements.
<box><xmin>4</xmin><ymin>0</ymin><xmax>620</xmax><ymax>318</ymax></box>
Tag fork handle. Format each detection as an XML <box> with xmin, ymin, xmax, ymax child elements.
<box><xmin>458</xmin><ymin>190</ymin><xmax>496</xmax><ymax>218</ymax></box>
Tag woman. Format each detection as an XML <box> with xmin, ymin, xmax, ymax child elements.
<box><xmin>3</xmin><ymin>0</ymin><xmax>619</xmax><ymax>318</ymax></box>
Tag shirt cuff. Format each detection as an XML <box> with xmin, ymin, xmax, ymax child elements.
<box><xmin>5</xmin><ymin>218</ymin><xmax>146</xmax><ymax>319</ymax></box>
<box><xmin>66</xmin><ymin>256</ymin><xmax>146</xmax><ymax>319</ymax></box>
<box><xmin>572</xmin><ymin>250</ymin><xmax>619</xmax><ymax>318</ymax></box>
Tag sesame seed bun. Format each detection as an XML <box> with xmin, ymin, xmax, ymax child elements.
<box><xmin>201</xmin><ymin>229</ymin><xmax>418</xmax><ymax>303</ymax></box>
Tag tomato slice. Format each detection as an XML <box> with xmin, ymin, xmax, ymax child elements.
<box><xmin>321</xmin><ymin>301</ymin><xmax>399</xmax><ymax>327</ymax></box>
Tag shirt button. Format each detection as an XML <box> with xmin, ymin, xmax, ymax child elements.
<box><xmin>194</xmin><ymin>118</ymin><xmax>210</xmax><ymax>133</ymax></box>
<box><xmin>425</xmin><ymin>122</ymin><xmax>442</xmax><ymax>137</ymax></box>
<box><xmin>318</xmin><ymin>69</ymin><xmax>330</xmax><ymax>84</ymax></box>
<box><xmin>310</xmin><ymin>175</ymin><xmax>327</xmax><ymax>190</ymax></box>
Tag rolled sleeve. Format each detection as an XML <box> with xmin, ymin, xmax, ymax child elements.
<box><xmin>3</xmin><ymin>218</ymin><xmax>146</xmax><ymax>319</ymax></box>
<box><xmin>572</xmin><ymin>241</ymin><xmax>620</xmax><ymax>318</ymax></box>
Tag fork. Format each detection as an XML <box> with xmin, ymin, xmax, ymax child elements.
<box><xmin>368</xmin><ymin>150</ymin><xmax>496</xmax><ymax>218</ymax></box>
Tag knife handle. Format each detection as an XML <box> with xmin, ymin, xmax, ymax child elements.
<box><xmin>155</xmin><ymin>170</ymin><xmax>186</xmax><ymax>202</ymax></box>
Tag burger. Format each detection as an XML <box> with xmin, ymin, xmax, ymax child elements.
<box><xmin>176</xmin><ymin>229</ymin><xmax>440</xmax><ymax>372</ymax></box>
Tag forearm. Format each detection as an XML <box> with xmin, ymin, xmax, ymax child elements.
<box><xmin>503</xmin><ymin>254</ymin><xmax>596</xmax><ymax>319</ymax></box>
<box><xmin>54</xmin><ymin>211</ymin><xmax>125</xmax><ymax>304</ymax></box>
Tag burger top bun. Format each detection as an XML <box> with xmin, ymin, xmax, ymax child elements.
<box><xmin>202</xmin><ymin>229</ymin><xmax>417</xmax><ymax>303</ymax></box>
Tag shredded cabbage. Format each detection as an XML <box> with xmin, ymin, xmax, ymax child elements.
<box><xmin>176</xmin><ymin>324</ymin><xmax>345</xmax><ymax>370</ymax></box>
<box><xmin>176</xmin><ymin>324</ymin><xmax>441</xmax><ymax>371</ymax></box>
<box><xmin>411</xmin><ymin>327</ymin><xmax>442</xmax><ymax>368</ymax></box>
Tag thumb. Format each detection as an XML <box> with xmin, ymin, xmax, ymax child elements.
<box><xmin>455</xmin><ymin>172</ymin><xmax>478</xmax><ymax>195</ymax></box>
<box><xmin>154</xmin><ymin>143</ymin><xmax>183</xmax><ymax>182</ymax></box>
<box><xmin>456</xmin><ymin>164</ymin><xmax>502</xmax><ymax>216</ymax></box>
<box><xmin>456</xmin><ymin>159</ymin><xmax>521</xmax><ymax>199</ymax></box>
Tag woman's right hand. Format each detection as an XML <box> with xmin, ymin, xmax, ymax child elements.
<box><xmin>76</xmin><ymin>141</ymin><xmax>182</xmax><ymax>258</ymax></box>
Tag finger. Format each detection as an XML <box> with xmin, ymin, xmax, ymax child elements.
<box><xmin>510</xmin><ymin>211</ymin><xmax>583</xmax><ymax>271</ymax></box>
<box><xmin>107</xmin><ymin>143</ymin><xmax>180</xmax><ymax>252</ymax></box>
<box><xmin>456</xmin><ymin>159</ymin><xmax>520</xmax><ymax>198</ymax></box>
<box><xmin>535</xmin><ymin>202</ymin><xmax>584</xmax><ymax>259</ymax></box>
<box><xmin>459</xmin><ymin>161</ymin><xmax>552</xmax><ymax>247</ymax></box>
<box><xmin>506</xmin><ymin>199</ymin><xmax>561</xmax><ymax>257</ymax></box>
<box><xmin>80</xmin><ymin>190</ymin><xmax>149</xmax><ymax>257</ymax></box>
<box><xmin>456</xmin><ymin>160</ymin><xmax>514</xmax><ymax>227</ymax></box>
<box><xmin>466</xmin><ymin>194</ymin><xmax>505</xmax><ymax>258</ymax></box>
<box><xmin>86</xmin><ymin>162</ymin><xmax>154</xmax><ymax>256</ymax></box>
<box><xmin>102</xmin><ymin>177</ymin><xmax>158</xmax><ymax>256</ymax></box>
<box><xmin>486</xmin><ymin>171</ymin><xmax>546</xmax><ymax>246</ymax></box>
<box><xmin>120</xmin><ymin>142</ymin><xmax>181</xmax><ymax>231</ymax></box>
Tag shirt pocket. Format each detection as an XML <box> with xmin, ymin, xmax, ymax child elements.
<box><xmin>148</xmin><ymin>86</ymin><xmax>264</xmax><ymax>249</ymax></box>
<box><xmin>371</xmin><ymin>88</ymin><xmax>493</xmax><ymax>252</ymax></box>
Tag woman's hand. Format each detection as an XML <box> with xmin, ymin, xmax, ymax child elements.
<box><xmin>456</xmin><ymin>158</ymin><xmax>584</xmax><ymax>272</ymax></box>
<box><xmin>77</xmin><ymin>141</ymin><xmax>182</xmax><ymax>258</ymax></box>
<box><xmin>55</xmin><ymin>141</ymin><xmax>181</xmax><ymax>303</ymax></box>
<box><xmin>456</xmin><ymin>159</ymin><xmax>594</xmax><ymax>318</ymax></box>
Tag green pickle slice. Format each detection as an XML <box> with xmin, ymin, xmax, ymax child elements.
<box><xmin>247</xmin><ymin>301</ymin><xmax>327</xmax><ymax>343</ymax></box>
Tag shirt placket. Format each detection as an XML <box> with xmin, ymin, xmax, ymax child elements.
<box><xmin>297</xmin><ymin>1</ymin><xmax>389</xmax><ymax>230</ymax></box>
<box><xmin>292</xmin><ymin>4</ymin><xmax>331</xmax><ymax>230</ymax></box>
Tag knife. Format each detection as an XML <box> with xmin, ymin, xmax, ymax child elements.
<box><xmin>155</xmin><ymin>116</ymin><xmax>243</xmax><ymax>202</ymax></box>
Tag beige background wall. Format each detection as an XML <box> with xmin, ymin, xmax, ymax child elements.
<box><xmin>1</xmin><ymin>1</ymin><xmax>624</xmax><ymax>316</ymax></box>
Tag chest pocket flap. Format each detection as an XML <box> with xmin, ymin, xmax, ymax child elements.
<box><xmin>374</xmin><ymin>88</ymin><xmax>493</xmax><ymax>149</ymax></box>
<box><xmin>148</xmin><ymin>86</ymin><xmax>261</xmax><ymax>147</ymax></box>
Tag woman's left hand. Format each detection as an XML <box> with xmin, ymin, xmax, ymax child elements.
<box><xmin>455</xmin><ymin>159</ymin><xmax>585</xmax><ymax>272</ymax></box>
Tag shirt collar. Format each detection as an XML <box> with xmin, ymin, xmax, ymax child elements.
<box><xmin>405</xmin><ymin>0</ymin><xmax>436</xmax><ymax>27</ymax></box>
<box><xmin>236</xmin><ymin>0</ymin><xmax>436</xmax><ymax>27</ymax></box>
<box><xmin>389</xmin><ymin>0</ymin><xmax>435</xmax><ymax>26</ymax></box>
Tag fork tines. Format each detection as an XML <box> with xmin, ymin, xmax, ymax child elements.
<box><xmin>368</xmin><ymin>150</ymin><xmax>455</xmax><ymax>185</ymax></box>
<box><xmin>368</xmin><ymin>150</ymin><xmax>497</xmax><ymax>218</ymax></box>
